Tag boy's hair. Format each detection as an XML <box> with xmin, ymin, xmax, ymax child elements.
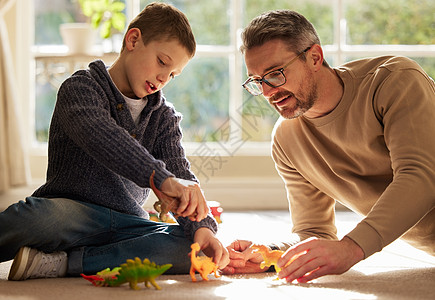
<box><xmin>241</xmin><ymin>10</ymin><xmax>329</xmax><ymax>67</ymax></box>
<box><xmin>121</xmin><ymin>2</ymin><xmax>196</xmax><ymax>57</ymax></box>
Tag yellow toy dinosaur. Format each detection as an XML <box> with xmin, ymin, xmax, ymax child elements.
<box><xmin>189</xmin><ymin>243</ymin><xmax>220</xmax><ymax>282</ymax></box>
<box><xmin>251</xmin><ymin>244</ymin><xmax>285</xmax><ymax>272</ymax></box>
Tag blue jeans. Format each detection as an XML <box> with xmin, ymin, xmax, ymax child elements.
<box><xmin>0</xmin><ymin>197</ymin><xmax>193</xmax><ymax>275</ymax></box>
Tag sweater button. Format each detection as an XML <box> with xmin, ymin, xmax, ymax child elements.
<box><xmin>131</xmin><ymin>133</ymin><xmax>137</xmax><ymax>139</ymax></box>
<box><xmin>117</xmin><ymin>103</ymin><xmax>124</xmax><ymax>111</ymax></box>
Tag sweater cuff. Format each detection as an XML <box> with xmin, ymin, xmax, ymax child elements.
<box><xmin>345</xmin><ymin>220</ymin><xmax>384</xmax><ymax>258</ymax></box>
<box><xmin>177</xmin><ymin>214</ymin><xmax>218</xmax><ymax>240</ymax></box>
<box><xmin>151</xmin><ymin>168</ymin><xmax>174</xmax><ymax>190</ymax></box>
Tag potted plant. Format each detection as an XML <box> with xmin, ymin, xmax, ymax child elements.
<box><xmin>60</xmin><ymin>0</ymin><xmax>126</xmax><ymax>54</ymax></box>
<box><xmin>78</xmin><ymin>0</ymin><xmax>126</xmax><ymax>39</ymax></box>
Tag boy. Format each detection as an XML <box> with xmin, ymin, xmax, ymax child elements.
<box><xmin>0</xmin><ymin>2</ymin><xmax>229</xmax><ymax>280</ymax></box>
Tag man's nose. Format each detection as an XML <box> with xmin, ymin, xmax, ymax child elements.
<box><xmin>262</xmin><ymin>82</ymin><xmax>276</xmax><ymax>98</ymax></box>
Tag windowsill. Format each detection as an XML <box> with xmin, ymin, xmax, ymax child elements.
<box><xmin>30</xmin><ymin>141</ymin><xmax>272</xmax><ymax>157</ymax></box>
<box><xmin>183</xmin><ymin>141</ymin><xmax>271</xmax><ymax>156</ymax></box>
<box><xmin>28</xmin><ymin>141</ymin><xmax>276</xmax><ymax>181</ymax></box>
<box><xmin>32</xmin><ymin>45</ymin><xmax>119</xmax><ymax>63</ymax></box>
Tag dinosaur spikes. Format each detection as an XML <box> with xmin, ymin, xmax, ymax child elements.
<box><xmin>143</xmin><ymin>258</ymin><xmax>151</xmax><ymax>265</ymax></box>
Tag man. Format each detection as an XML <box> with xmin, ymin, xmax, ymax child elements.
<box><xmin>223</xmin><ymin>9</ymin><xmax>435</xmax><ymax>283</ymax></box>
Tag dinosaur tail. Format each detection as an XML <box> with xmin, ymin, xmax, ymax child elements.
<box><xmin>81</xmin><ymin>274</ymin><xmax>106</xmax><ymax>287</ymax></box>
<box><xmin>81</xmin><ymin>270</ymin><xmax>121</xmax><ymax>287</ymax></box>
<box><xmin>156</xmin><ymin>264</ymin><xmax>173</xmax><ymax>275</ymax></box>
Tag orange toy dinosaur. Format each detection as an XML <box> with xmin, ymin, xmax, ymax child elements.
<box><xmin>189</xmin><ymin>243</ymin><xmax>220</xmax><ymax>282</ymax></box>
<box><xmin>251</xmin><ymin>244</ymin><xmax>285</xmax><ymax>272</ymax></box>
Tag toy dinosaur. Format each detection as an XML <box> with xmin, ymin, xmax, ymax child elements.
<box><xmin>189</xmin><ymin>242</ymin><xmax>220</xmax><ymax>282</ymax></box>
<box><xmin>150</xmin><ymin>170</ymin><xmax>222</xmax><ymax>223</ymax></box>
<box><xmin>146</xmin><ymin>209</ymin><xmax>177</xmax><ymax>223</ymax></box>
<box><xmin>251</xmin><ymin>244</ymin><xmax>285</xmax><ymax>273</ymax></box>
<box><xmin>149</xmin><ymin>170</ymin><xmax>177</xmax><ymax>222</ymax></box>
<box><xmin>81</xmin><ymin>257</ymin><xmax>172</xmax><ymax>290</ymax></box>
<box><xmin>150</xmin><ymin>170</ymin><xmax>202</xmax><ymax>222</ymax></box>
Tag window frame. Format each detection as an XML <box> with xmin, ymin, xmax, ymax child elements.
<box><xmin>19</xmin><ymin>0</ymin><xmax>435</xmax><ymax>158</ymax></box>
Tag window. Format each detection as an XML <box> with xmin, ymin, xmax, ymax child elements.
<box><xmin>31</xmin><ymin>0</ymin><xmax>435</xmax><ymax>155</ymax></box>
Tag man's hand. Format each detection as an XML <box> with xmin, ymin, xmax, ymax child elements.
<box><xmin>277</xmin><ymin>237</ymin><xmax>365</xmax><ymax>283</ymax></box>
<box><xmin>221</xmin><ymin>240</ymin><xmax>266</xmax><ymax>274</ymax></box>
<box><xmin>194</xmin><ymin>228</ymin><xmax>230</xmax><ymax>269</ymax></box>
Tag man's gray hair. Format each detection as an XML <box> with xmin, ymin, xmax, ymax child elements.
<box><xmin>240</xmin><ymin>10</ymin><xmax>321</xmax><ymax>55</ymax></box>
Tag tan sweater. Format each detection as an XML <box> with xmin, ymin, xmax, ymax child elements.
<box><xmin>272</xmin><ymin>56</ymin><xmax>435</xmax><ymax>258</ymax></box>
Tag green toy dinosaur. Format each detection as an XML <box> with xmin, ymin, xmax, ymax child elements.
<box><xmin>81</xmin><ymin>257</ymin><xmax>172</xmax><ymax>290</ymax></box>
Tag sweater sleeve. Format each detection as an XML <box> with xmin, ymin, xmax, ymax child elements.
<box><xmin>55</xmin><ymin>74</ymin><xmax>173</xmax><ymax>189</ymax></box>
<box><xmin>152</xmin><ymin>100</ymin><xmax>218</xmax><ymax>237</ymax></box>
<box><xmin>272</xmin><ymin>126</ymin><xmax>338</xmax><ymax>244</ymax></box>
<box><xmin>152</xmin><ymin>102</ymin><xmax>197</xmax><ymax>183</ymax></box>
<box><xmin>346</xmin><ymin>67</ymin><xmax>435</xmax><ymax>257</ymax></box>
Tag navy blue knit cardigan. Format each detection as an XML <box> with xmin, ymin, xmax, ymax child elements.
<box><xmin>32</xmin><ymin>60</ymin><xmax>217</xmax><ymax>238</ymax></box>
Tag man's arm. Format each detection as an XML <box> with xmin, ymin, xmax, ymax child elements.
<box><xmin>271</xmin><ymin>121</ymin><xmax>364</xmax><ymax>282</ymax></box>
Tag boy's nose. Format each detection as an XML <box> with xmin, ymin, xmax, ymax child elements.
<box><xmin>157</xmin><ymin>72</ymin><xmax>171</xmax><ymax>84</ymax></box>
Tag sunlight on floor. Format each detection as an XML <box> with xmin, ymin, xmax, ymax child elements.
<box><xmin>216</xmin><ymin>210</ymin><xmax>362</xmax><ymax>246</ymax></box>
<box><xmin>213</xmin><ymin>275</ymin><xmax>377</xmax><ymax>300</ymax></box>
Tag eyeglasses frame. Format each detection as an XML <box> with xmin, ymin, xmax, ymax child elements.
<box><xmin>242</xmin><ymin>46</ymin><xmax>312</xmax><ymax>96</ymax></box>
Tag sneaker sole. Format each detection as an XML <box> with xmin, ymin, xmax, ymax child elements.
<box><xmin>8</xmin><ymin>247</ymin><xmax>31</xmax><ymax>281</ymax></box>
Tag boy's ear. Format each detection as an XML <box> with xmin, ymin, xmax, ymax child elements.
<box><xmin>125</xmin><ymin>28</ymin><xmax>142</xmax><ymax>50</ymax></box>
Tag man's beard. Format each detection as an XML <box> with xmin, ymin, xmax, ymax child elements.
<box><xmin>270</xmin><ymin>75</ymin><xmax>318</xmax><ymax>120</ymax></box>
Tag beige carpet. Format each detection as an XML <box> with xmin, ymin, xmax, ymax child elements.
<box><xmin>1</xmin><ymin>210</ymin><xmax>434</xmax><ymax>300</ymax></box>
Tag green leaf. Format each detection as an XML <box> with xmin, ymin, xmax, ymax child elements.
<box><xmin>112</xmin><ymin>13</ymin><xmax>126</xmax><ymax>31</ymax></box>
<box><xmin>110</xmin><ymin>2</ymin><xmax>125</xmax><ymax>12</ymax></box>
<box><xmin>78</xmin><ymin>0</ymin><xmax>127</xmax><ymax>38</ymax></box>
<box><xmin>81</xmin><ymin>2</ymin><xmax>93</xmax><ymax>16</ymax></box>
<box><xmin>101</xmin><ymin>21</ymin><xmax>111</xmax><ymax>38</ymax></box>
<box><xmin>91</xmin><ymin>12</ymin><xmax>102</xmax><ymax>28</ymax></box>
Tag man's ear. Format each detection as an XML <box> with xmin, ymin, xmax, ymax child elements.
<box><xmin>309</xmin><ymin>44</ymin><xmax>324</xmax><ymax>71</ymax></box>
<box><xmin>124</xmin><ymin>28</ymin><xmax>142</xmax><ymax>51</ymax></box>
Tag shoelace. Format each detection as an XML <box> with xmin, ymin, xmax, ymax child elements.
<box><xmin>30</xmin><ymin>252</ymin><xmax>67</xmax><ymax>278</ymax></box>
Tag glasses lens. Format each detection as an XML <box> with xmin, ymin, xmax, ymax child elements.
<box><xmin>244</xmin><ymin>80</ymin><xmax>262</xmax><ymax>96</ymax></box>
<box><xmin>264</xmin><ymin>70</ymin><xmax>285</xmax><ymax>87</ymax></box>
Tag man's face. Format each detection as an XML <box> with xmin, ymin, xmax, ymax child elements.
<box><xmin>244</xmin><ymin>39</ymin><xmax>318</xmax><ymax>119</ymax></box>
<box><xmin>124</xmin><ymin>37</ymin><xmax>191</xmax><ymax>99</ymax></box>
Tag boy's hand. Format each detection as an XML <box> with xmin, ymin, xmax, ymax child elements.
<box><xmin>159</xmin><ymin>176</ymin><xmax>208</xmax><ymax>222</ymax></box>
<box><xmin>194</xmin><ymin>228</ymin><xmax>230</xmax><ymax>269</ymax></box>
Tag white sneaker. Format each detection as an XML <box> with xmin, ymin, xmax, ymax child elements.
<box><xmin>8</xmin><ymin>247</ymin><xmax>68</xmax><ymax>280</ymax></box>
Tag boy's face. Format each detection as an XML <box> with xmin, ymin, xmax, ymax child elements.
<box><xmin>122</xmin><ymin>31</ymin><xmax>191</xmax><ymax>99</ymax></box>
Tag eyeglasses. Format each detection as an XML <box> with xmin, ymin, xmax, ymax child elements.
<box><xmin>242</xmin><ymin>47</ymin><xmax>311</xmax><ymax>96</ymax></box>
